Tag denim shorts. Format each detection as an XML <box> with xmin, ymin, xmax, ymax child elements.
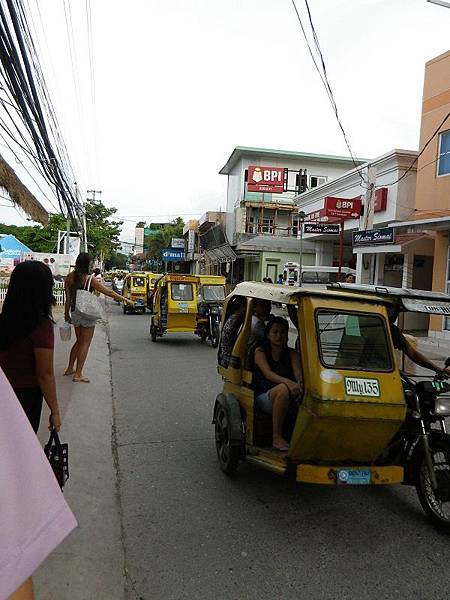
<box><xmin>255</xmin><ymin>390</ymin><xmax>273</xmax><ymax>414</ymax></box>
<box><xmin>71</xmin><ymin>309</ymin><xmax>96</xmax><ymax>328</ymax></box>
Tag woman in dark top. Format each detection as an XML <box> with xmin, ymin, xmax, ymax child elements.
<box><xmin>218</xmin><ymin>296</ymin><xmax>246</xmax><ymax>367</ymax></box>
<box><xmin>0</xmin><ymin>261</ymin><xmax>61</xmax><ymax>433</ymax></box>
<box><xmin>254</xmin><ymin>317</ymin><xmax>302</xmax><ymax>451</ymax></box>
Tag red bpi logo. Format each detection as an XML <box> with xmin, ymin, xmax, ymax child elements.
<box><xmin>247</xmin><ymin>165</ymin><xmax>285</xmax><ymax>193</ymax></box>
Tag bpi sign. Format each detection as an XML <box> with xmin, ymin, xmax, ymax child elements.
<box><xmin>247</xmin><ymin>165</ymin><xmax>286</xmax><ymax>193</ymax></box>
<box><xmin>324</xmin><ymin>196</ymin><xmax>362</xmax><ymax>220</ymax></box>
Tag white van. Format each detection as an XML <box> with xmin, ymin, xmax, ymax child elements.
<box><xmin>282</xmin><ymin>263</ymin><xmax>356</xmax><ymax>287</ymax></box>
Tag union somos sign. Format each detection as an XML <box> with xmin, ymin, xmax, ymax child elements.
<box><xmin>247</xmin><ymin>165</ymin><xmax>286</xmax><ymax>193</ymax></box>
<box><xmin>352</xmin><ymin>227</ymin><xmax>395</xmax><ymax>247</ymax></box>
<box><xmin>303</xmin><ymin>223</ymin><xmax>340</xmax><ymax>235</ymax></box>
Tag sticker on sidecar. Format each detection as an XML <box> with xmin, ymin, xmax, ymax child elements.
<box><xmin>345</xmin><ymin>377</ymin><xmax>380</xmax><ymax>397</ymax></box>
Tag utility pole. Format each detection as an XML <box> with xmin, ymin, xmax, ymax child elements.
<box><xmin>356</xmin><ymin>166</ymin><xmax>376</xmax><ymax>284</ymax></box>
<box><xmin>298</xmin><ymin>210</ymin><xmax>306</xmax><ymax>286</ymax></box>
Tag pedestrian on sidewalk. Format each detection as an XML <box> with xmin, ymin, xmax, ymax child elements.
<box><xmin>0</xmin><ymin>261</ymin><xmax>61</xmax><ymax>433</ymax></box>
<box><xmin>64</xmin><ymin>252</ymin><xmax>132</xmax><ymax>383</ymax></box>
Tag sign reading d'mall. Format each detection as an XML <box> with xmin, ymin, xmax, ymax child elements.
<box><xmin>304</xmin><ymin>223</ymin><xmax>340</xmax><ymax>235</ymax></box>
<box><xmin>352</xmin><ymin>227</ymin><xmax>394</xmax><ymax>247</ymax></box>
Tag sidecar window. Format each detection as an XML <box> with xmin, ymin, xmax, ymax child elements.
<box><xmin>317</xmin><ymin>311</ymin><xmax>392</xmax><ymax>371</ymax></box>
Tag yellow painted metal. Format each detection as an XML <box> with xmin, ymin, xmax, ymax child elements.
<box><xmin>289</xmin><ymin>296</ymin><xmax>406</xmax><ymax>463</ymax></box>
<box><xmin>246</xmin><ymin>454</ymin><xmax>286</xmax><ymax>475</ymax></box>
<box><xmin>197</xmin><ymin>275</ymin><xmax>226</xmax><ymax>286</ymax></box>
<box><xmin>296</xmin><ymin>464</ymin><xmax>404</xmax><ymax>485</ymax></box>
<box><xmin>123</xmin><ymin>272</ymin><xmax>147</xmax><ymax>304</ymax></box>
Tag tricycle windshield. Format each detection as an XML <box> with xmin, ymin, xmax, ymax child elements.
<box><xmin>316</xmin><ymin>310</ymin><xmax>393</xmax><ymax>371</ymax></box>
<box><xmin>132</xmin><ymin>276</ymin><xmax>145</xmax><ymax>287</ymax></box>
<box><xmin>171</xmin><ymin>283</ymin><xmax>193</xmax><ymax>301</ymax></box>
<box><xmin>202</xmin><ymin>285</ymin><xmax>225</xmax><ymax>302</ymax></box>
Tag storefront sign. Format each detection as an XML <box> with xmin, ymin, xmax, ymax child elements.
<box><xmin>187</xmin><ymin>229</ymin><xmax>195</xmax><ymax>253</ymax></box>
<box><xmin>247</xmin><ymin>165</ymin><xmax>286</xmax><ymax>193</ymax></box>
<box><xmin>324</xmin><ymin>196</ymin><xmax>362</xmax><ymax>220</ymax></box>
<box><xmin>171</xmin><ymin>238</ymin><xmax>185</xmax><ymax>249</ymax></box>
<box><xmin>352</xmin><ymin>227</ymin><xmax>394</xmax><ymax>247</ymax></box>
<box><xmin>304</xmin><ymin>223</ymin><xmax>340</xmax><ymax>235</ymax></box>
<box><xmin>162</xmin><ymin>248</ymin><xmax>185</xmax><ymax>261</ymax></box>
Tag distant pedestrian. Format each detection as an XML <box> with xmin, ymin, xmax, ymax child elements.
<box><xmin>344</xmin><ymin>273</ymin><xmax>355</xmax><ymax>284</ymax></box>
<box><xmin>64</xmin><ymin>253</ymin><xmax>132</xmax><ymax>383</ymax></box>
<box><xmin>0</xmin><ymin>261</ymin><xmax>61</xmax><ymax>433</ymax></box>
<box><xmin>277</xmin><ymin>274</ymin><xmax>283</xmax><ymax>285</ymax></box>
<box><xmin>266</xmin><ymin>277</ymin><xmax>273</xmax><ymax>284</ymax></box>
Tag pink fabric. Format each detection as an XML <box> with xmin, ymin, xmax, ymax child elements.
<box><xmin>0</xmin><ymin>367</ymin><xmax>77</xmax><ymax>600</ymax></box>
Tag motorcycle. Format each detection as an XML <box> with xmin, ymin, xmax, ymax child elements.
<box><xmin>379</xmin><ymin>370</ymin><xmax>450</xmax><ymax>530</ymax></box>
<box><xmin>196</xmin><ymin>302</ymin><xmax>222</xmax><ymax>348</ymax></box>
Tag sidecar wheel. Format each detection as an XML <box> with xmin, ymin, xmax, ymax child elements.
<box><xmin>416</xmin><ymin>438</ymin><xmax>450</xmax><ymax>532</ymax></box>
<box><xmin>214</xmin><ymin>405</ymin><xmax>239</xmax><ymax>475</ymax></box>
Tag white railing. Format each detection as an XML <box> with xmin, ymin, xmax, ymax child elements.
<box><xmin>0</xmin><ymin>278</ymin><xmax>65</xmax><ymax>305</ymax></box>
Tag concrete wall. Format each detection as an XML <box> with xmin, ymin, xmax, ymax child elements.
<box><xmin>416</xmin><ymin>51</ymin><xmax>450</xmax><ymax>212</ymax></box>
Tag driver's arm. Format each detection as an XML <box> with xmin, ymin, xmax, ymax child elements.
<box><xmin>401</xmin><ymin>336</ymin><xmax>441</xmax><ymax>373</ymax></box>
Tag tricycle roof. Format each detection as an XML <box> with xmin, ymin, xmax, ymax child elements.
<box><xmin>158</xmin><ymin>274</ymin><xmax>198</xmax><ymax>284</ymax></box>
<box><xmin>229</xmin><ymin>281</ymin><xmax>391</xmax><ymax>306</ymax></box>
<box><xmin>328</xmin><ymin>283</ymin><xmax>450</xmax><ymax>315</ymax></box>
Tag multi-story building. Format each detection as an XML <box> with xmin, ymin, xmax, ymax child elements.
<box><xmin>219</xmin><ymin>146</ymin><xmax>366</xmax><ymax>281</ymax></box>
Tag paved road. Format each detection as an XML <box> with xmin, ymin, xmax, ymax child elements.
<box><xmin>108</xmin><ymin>301</ymin><xmax>450</xmax><ymax>600</ymax></box>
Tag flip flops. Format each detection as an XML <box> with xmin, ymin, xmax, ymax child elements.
<box><xmin>72</xmin><ymin>376</ymin><xmax>90</xmax><ymax>383</ymax></box>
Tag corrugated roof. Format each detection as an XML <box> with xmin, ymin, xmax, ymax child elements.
<box><xmin>219</xmin><ymin>146</ymin><xmax>368</xmax><ymax>175</ymax></box>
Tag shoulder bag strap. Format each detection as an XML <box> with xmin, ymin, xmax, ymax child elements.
<box><xmin>84</xmin><ymin>274</ymin><xmax>93</xmax><ymax>291</ymax></box>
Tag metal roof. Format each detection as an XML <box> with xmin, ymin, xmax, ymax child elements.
<box><xmin>219</xmin><ymin>146</ymin><xmax>367</xmax><ymax>175</ymax></box>
<box><xmin>229</xmin><ymin>281</ymin><xmax>391</xmax><ymax>305</ymax></box>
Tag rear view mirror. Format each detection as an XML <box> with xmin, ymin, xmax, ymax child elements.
<box><xmin>445</xmin><ymin>357</ymin><xmax>450</xmax><ymax>368</ymax></box>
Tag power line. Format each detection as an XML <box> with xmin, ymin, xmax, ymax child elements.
<box><xmin>291</xmin><ymin>0</ymin><xmax>367</xmax><ymax>185</ymax></box>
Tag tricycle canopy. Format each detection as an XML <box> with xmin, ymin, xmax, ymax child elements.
<box><xmin>328</xmin><ymin>283</ymin><xmax>450</xmax><ymax>315</ymax></box>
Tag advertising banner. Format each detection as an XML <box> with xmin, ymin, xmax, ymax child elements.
<box><xmin>171</xmin><ymin>238</ymin><xmax>185</xmax><ymax>249</ymax></box>
<box><xmin>247</xmin><ymin>165</ymin><xmax>286</xmax><ymax>193</ymax></box>
<box><xmin>304</xmin><ymin>223</ymin><xmax>340</xmax><ymax>235</ymax></box>
<box><xmin>23</xmin><ymin>253</ymin><xmax>72</xmax><ymax>279</ymax></box>
<box><xmin>352</xmin><ymin>227</ymin><xmax>394</xmax><ymax>247</ymax></box>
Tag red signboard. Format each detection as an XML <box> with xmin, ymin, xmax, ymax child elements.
<box><xmin>324</xmin><ymin>196</ymin><xmax>362</xmax><ymax>220</ymax></box>
<box><xmin>247</xmin><ymin>165</ymin><xmax>285</xmax><ymax>193</ymax></box>
<box><xmin>374</xmin><ymin>187</ymin><xmax>387</xmax><ymax>212</ymax></box>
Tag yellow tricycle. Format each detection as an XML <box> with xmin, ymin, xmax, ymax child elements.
<box><xmin>150</xmin><ymin>274</ymin><xmax>198</xmax><ymax>342</ymax></box>
<box><xmin>122</xmin><ymin>272</ymin><xmax>147</xmax><ymax>314</ymax></box>
<box><xmin>195</xmin><ymin>275</ymin><xmax>226</xmax><ymax>348</ymax></box>
<box><xmin>213</xmin><ymin>282</ymin><xmax>450</xmax><ymax>531</ymax></box>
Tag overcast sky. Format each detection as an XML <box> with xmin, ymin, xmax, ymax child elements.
<box><xmin>0</xmin><ymin>0</ymin><xmax>449</xmax><ymax>243</ymax></box>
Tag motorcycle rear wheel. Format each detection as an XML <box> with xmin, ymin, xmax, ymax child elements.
<box><xmin>416</xmin><ymin>437</ymin><xmax>450</xmax><ymax>532</ymax></box>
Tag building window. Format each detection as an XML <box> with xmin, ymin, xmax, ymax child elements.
<box><xmin>261</xmin><ymin>218</ymin><xmax>274</xmax><ymax>234</ymax></box>
<box><xmin>437</xmin><ymin>130</ymin><xmax>450</xmax><ymax>177</ymax></box>
<box><xmin>310</xmin><ymin>175</ymin><xmax>327</xmax><ymax>188</ymax></box>
<box><xmin>247</xmin><ymin>216</ymin><xmax>256</xmax><ymax>234</ymax></box>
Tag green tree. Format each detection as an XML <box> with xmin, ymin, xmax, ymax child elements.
<box><xmin>144</xmin><ymin>217</ymin><xmax>184</xmax><ymax>260</ymax></box>
<box><xmin>104</xmin><ymin>252</ymin><xmax>128</xmax><ymax>270</ymax></box>
<box><xmin>0</xmin><ymin>200</ymin><xmax>123</xmax><ymax>260</ymax></box>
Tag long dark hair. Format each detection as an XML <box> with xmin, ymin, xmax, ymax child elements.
<box><xmin>0</xmin><ymin>261</ymin><xmax>55</xmax><ymax>349</ymax></box>
<box><xmin>73</xmin><ymin>252</ymin><xmax>91</xmax><ymax>290</ymax></box>
<box><xmin>263</xmin><ymin>316</ymin><xmax>289</xmax><ymax>352</ymax></box>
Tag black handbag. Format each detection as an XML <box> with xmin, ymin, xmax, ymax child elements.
<box><xmin>44</xmin><ymin>430</ymin><xmax>69</xmax><ymax>489</ymax></box>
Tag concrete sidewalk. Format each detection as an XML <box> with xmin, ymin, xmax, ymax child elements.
<box><xmin>34</xmin><ymin>313</ymin><xmax>125</xmax><ymax>600</ymax></box>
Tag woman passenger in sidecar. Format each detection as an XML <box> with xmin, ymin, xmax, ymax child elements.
<box><xmin>253</xmin><ymin>316</ymin><xmax>303</xmax><ymax>451</ymax></box>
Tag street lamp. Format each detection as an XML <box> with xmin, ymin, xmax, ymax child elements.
<box><xmin>298</xmin><ymin>210</ymin><xmax>306</xmax><ymax>287</ymax></box>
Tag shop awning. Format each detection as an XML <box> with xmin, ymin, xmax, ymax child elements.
<box><xmin>205</xmin><ymin>244</ymin><xmax>236</xmax><ymax>264</ymax></box>
<box><xmin>352</xmin><ymin>232</ymin><xmax>431</xmax><ymax>255</ymax></box>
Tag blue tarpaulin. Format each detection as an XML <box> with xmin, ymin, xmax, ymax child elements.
<box><xmin>0</xmin><ymin>234</ymin><xmax>32</xmax><ymax>259</ymax></box>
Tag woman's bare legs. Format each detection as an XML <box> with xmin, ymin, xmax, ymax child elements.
<box><xmin>269</xmin><ymin>384</ymin><xmax>291</xmax><ymax>450</ymax></box>
<box><xmin>73</xmin><ymin>326</ymin><xmax>95</xmax><ymax>382</ymax></box>
<box><xmin>64</xmin><ymin>328</ymin><xmax>80</xmax><ymax>375</ymax></box>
